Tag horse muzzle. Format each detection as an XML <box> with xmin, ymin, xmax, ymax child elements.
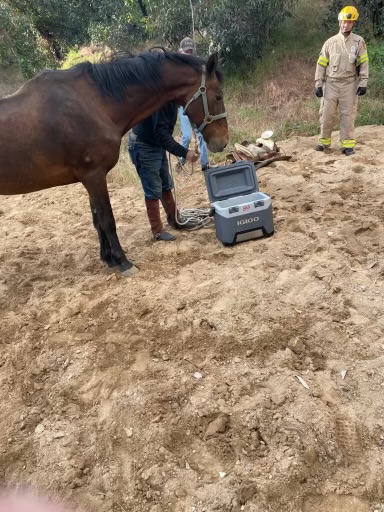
<box><xmin>206</xmin><ymin>134</ymin><xmax>229</xmax><ymax>153</ymax></box>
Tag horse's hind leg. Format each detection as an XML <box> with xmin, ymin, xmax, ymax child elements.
<box><xmin>89</xmin><ymin>199</ymin><xmax>117</xmax><ymax>267</ymax></box>
<box><xmin>83</xmin><ymin>172</ymin><xmax>138</xmax><ymax>276</ymax></box>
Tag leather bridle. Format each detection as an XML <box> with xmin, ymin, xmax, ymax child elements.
<box><xmin>183</xmin><ymin>65</ymin><xmax>227</xmax><ymax>133</ymax></box>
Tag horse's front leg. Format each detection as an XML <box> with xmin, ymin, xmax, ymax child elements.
<box><xmin>89</xmin><ymin>198</ymin><xmax>118</xmax><ymax>267</ymax></box>
<box><xmin>83</xmin><ymin>171</ymin><xmax>138</xmax><ymax>277</ymax></box>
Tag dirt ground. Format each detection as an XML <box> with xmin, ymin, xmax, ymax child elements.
<box><xmin>1</xmin><ymin>126</ymin><xmax>384</xmax><ymax>512</ymax></box>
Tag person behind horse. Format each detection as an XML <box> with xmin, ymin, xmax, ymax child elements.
<box><xmin>178</xmin><ymin>37</ymin><xmax>212</xmax><ymax>172</ymax></box>
<box><xmin>131</xmin><ymin>102</ymin><xmax>200</xmax><ymax>241</ymax></box>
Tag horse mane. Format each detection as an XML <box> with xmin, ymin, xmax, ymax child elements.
<box><xmin>72</xmin><ymin>51</ymin><xmax>222</xmax><ymax>101</ymax></box>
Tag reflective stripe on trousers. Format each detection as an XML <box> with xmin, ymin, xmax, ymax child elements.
<box><xmin>319</xmin><ymin>77</ymin><xmax>359</xmax><ymax>148</ymax></box>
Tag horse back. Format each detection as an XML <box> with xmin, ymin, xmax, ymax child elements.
<box><xmin>0</xmin><ymin>69</ymin><xmax>121</xmax><ymax>195</ymax></box>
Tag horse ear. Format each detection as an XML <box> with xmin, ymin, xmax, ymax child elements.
<box><xmin>206</xmin><ymin>52</ymin><xmax>219</xmax><ymax>75</ymax></box>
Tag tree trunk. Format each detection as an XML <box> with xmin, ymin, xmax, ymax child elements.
<box><xmin>0</xmin><ymin>26</ymin><xmax>19</xmax><ymax>59</ymax></box>
<box><xmin>35</xmin><ymin>26</ymin><xmax>63</xmax><ymax>61</ymax></box>
<box><xmin>136</xmin><ymin>0</ymin><xmax>147</xmax><ymax>17</ymax></box>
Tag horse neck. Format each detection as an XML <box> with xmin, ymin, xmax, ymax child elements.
<box><xmin>107</xmin><ymin>62</ymin><xmax>201</xmax><ymax>135</ymax></box>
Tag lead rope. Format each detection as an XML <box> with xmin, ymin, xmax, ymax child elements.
<box><xmin>176</xmin><ymin>129</ymin><xmax>199</xmax><ymax>176</ymax></box>
<box><xmin>168</xmin><ymin>153</ymin><xmax>213</xmax><ymax>230</ymax></box>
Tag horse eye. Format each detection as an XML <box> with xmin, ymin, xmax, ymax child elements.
<box><xmin>216</xmin><ymin>95</ymin><xmax>223</xmax><ymax>101</ymax></box>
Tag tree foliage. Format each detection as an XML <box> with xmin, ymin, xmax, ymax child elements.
<box><xmin>325</xmin><ymin>0</ymin><xmax>384</xmax><ymax>38</ymax></box>
<box><xmin>0</xmin><ymin>2</ymin><xmax>54</xmax><ymax>76</ymax></box>
<box><xmin>1</xmin><ymin>0</ymin><xmax>298</xmax><ymax>77</ymax></box>
<box><xmin>0</xmin><ymin>0</ymin><xmax>147</xmax><ymax>76</ymax></box>
<box><xmin>208</xmin><ymin>0</ymin><xmax>296</xmax><ymax>64</ymax></box>
<box><xmin>147</xmin><ymin>0</ymin><xmax>297</xmax><ymax>67</ymax></box>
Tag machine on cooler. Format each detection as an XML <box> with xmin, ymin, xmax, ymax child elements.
<box><xmin>204</xmin><ymin>161</ymin><xmax>274</xmax><ymax>246</ymax></box>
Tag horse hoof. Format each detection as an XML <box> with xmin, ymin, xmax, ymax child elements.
<box><xmin>120</xmin><ymin>264</ymin><xmax>139</xmax><ymax>277</ymax></box>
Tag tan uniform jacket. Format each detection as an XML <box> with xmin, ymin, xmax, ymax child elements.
<box><xmin>315</xmin><ymin>32</ymin><xmax>369</xmax><ymax>88</ymax></box>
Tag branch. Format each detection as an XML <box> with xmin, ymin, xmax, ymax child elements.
<box><xmin>0</xmin><ymin>26</ymin><xmax>20</xmax><ymax>59</ymax></box>
<box><xmin>136</xmin><ymin>0</ymin><xmax>147</xmax><ymax>17</ymax></box>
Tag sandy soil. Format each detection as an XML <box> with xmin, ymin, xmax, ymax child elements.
<box><xmin>1</xmin><ymin>126</ymin><xmax>384</xmax><ymax>512</ymax></box>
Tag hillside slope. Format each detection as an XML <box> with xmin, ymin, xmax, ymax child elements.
<box><xmin>1</xmin><ymin>126</ymin><xmax>384</xmax><ymax>512</ymax></box>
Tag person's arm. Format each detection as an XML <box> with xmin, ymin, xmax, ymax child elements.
<box><xmin>315</xmin><ymin>42</ymin><xmax>329</xmax><ymax>89</ymax></box>
<box><xmin>153</xmin><ymin>105</ymin><xmax>188</xmax><ymax>159</ymax></box>
<box><xmin>357</xmin><ymin>39</ymin><xmax>369</xmax><ymax>88</ymax></box>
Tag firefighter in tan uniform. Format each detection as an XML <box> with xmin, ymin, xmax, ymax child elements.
<box><xmin>314</xmin><ymin>6</ymin><xmax>369</xmax><ymax>156</ymax></box>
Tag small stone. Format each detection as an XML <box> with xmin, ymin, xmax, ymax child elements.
<box><xmin>288</xmin><ymin>337</ymin><xmax>304</xmax><ymax>354</ymax></box>
<box><xmin>237</xmin><ymin>484</ymin><xmax>257</xmax><ymax>505</ymax></box>
<box><xmin>53</xmin><ymin>431</ymin><xmax>65</xmax><ymax>439</ymax></box>
<box><xmin>205</xmin><ymin>413</ymin><xmax>229</xmax><ymax>438</ymax></box>
<box><xmin>193</xmin><ymin>372</ymin><xmax>203</xmax><ymax>380</ymax></box>
<box><xmin>246</xmin><ymin>350</ymin><xmax>253</xmax><ymax>358</ymax></box>
<box><xmin>271</xmin><ymin>391</ymin><xmax>286</xmax><ymax>406</ymax></box>
<box><xmin>303</xmin><ymin>447</ymin><xmax>319</xmax><ymax>466</ymax></box>
<box><xmin>35</xmin><ymin>424</ymin><xmax>45</xmax><ymax>434</ymax></box>
<box><xmin>234</xmin><ymin>357</ymin><xmax>241</xmax><ymax>363</ymax></box>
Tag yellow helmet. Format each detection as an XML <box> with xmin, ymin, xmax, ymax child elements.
<box><xmin>338</xmin><ymin>6</ymin><xmax>359</xmax><ymax>21</ymax></box>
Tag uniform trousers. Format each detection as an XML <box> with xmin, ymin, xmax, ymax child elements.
<box><xmin>319</xmin><ymin>76</ymin><xmax>359</xmax><ymax>149</ymax></box>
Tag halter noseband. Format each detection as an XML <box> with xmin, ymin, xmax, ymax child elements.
<box><xmin>183</xmin><ymin>65</ymin><xmax>228</xmax><ymax>133</ymax></box>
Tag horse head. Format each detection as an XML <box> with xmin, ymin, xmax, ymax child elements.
<box><xmin>181</xmin><ymin>53</ymin><xmax>229</xmax><ymax>153</ymax></box>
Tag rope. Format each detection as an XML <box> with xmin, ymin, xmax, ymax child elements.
<box><xmin>189</xmin><ymin>0</ymin><xmax>195</xmax><ymax>40</ymax></box>
<box><xmin>168</xmin><ymin>153</ymin><xmax>213</xmax><ymax>230</ymax></box>
<box><xmin>176</xmin><ymin>157</ymin><xmax>193</xmax><ymax>176</ymax></box>
<box><xmin>175</xmin><ymin>130</ymin><xmax>199</xmax><ymax>176</ymax></box>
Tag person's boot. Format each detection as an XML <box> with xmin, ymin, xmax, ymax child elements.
<box><xmin>161</xmin><ymin>190</ymin><xmax>198</xmax><ymax>230</ymax></box>
<box><xmin>145</xmin><ymin>198</ymin><xmax>176</xmax><ymax>241</ymax></box>
<box><xmin>160</xmin><ymin>190</ymin><xmax>178</xmax><ymax>227</ymax></box>
<box><xmin>342</xmin><ymin>148</ymin><xmax>355</xmax><ymax>156</ymax></box>
<box><xmin>315</xmin><ymin>144</ymin><xmax>330</xmax><ymax>151</ymax></box>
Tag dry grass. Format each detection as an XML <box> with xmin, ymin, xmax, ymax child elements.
<box><xmin>205</xmin><ymin>56</ymin><xmax>321</xmax><ymax>167</ymax></box>
<box><xmin>108</xmin><ymin>139</ymin><xmax>141</xmax><ymax>188</ymax></box>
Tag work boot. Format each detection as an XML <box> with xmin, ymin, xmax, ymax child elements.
<box><xmin>161</xmin><ymin>190</ymin><xmax>178</xmax><ymax>227</ymax></box>
<box><xmin>342</xmin><ymin>148</ymin><xmax>355</xmax><ymax>156</ymax></box>
<box><xmin>145</xmin><ymin>198</ymin><xmax>176</xmax><ymax>242</ymax></box>
<box><xmin>161</xmin><ymin>190</ymin><xmax>198</xmax><ymax>230</ymax></box>
<box><xmin>314</xmin><ymin>144</ymin><xmax>330</xmax><ymax>152</ymax></box>
<box><xmin>154</xmin><ymin>231</ymin><xmax>176</xmax><ymax>241</ymax></box>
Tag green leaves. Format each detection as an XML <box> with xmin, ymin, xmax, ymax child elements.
<box><xmin>0</xmin><ymin>2</ymin><xmax>55</xmax><ymax>77</ymax></box>
<box><xmin>325</xmin><ymin>0</ymin><xmax>384</xmax><ymax>39</ymax></box>
<box><xmin>147</xmin><ymin>0</ymin><xmax>297</xmax><ymax>67</ymax></box>
<box><xmin>0</xmin><ymin>0</ymin><xmax>147</xmax><ymax>77</ymax></box>
<box><xmin>1</xmin><ymin>0</ymin><xmax>298</xmax><ymax>77</ymax></box>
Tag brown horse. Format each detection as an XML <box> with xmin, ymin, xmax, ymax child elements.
<box><xmin>0</xmin><ymin>51</ymin><xmax>229</xmax><ymax>276</ymax></box>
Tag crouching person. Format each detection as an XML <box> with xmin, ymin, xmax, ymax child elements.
<box><xmin>131</xmin><ymin>102</ymin><xmax>200</xmax><ymax>241</ymax></box>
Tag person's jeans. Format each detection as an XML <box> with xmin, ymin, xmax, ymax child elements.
<box><xmin>179</xmin><ymin>106</ymin><xmax>209</xmax><ymax>167</ymax></box>
<box><xmin>135</xmin><ymin>141</ymin><xmax>173</xmax><ymax>200</ymax></box>
<box><xmin>127</xmin><ymin>129</ymin><xmax>138</xmax><ymax>166</ymax></box>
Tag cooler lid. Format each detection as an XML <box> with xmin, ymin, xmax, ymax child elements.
<box><xmin>204</xmin><ymin>161</ymin><xmax>259</xmax><ymax>202</ymax></box>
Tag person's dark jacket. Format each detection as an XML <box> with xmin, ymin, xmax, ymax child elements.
<box><xmin>133</xmin><ymin>102</ymin><xmax>188</xmax><ymax>159</ymax></box>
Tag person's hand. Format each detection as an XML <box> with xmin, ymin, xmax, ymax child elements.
<box><xmin>315</xmin><ymin>87</ymin><xmax>323</xmax><ymax>98</ymax></box>
<box><xmin>186</xmin><ymin>150</ymin><xmax>199</xmax><ymax>163</ymax></box>
<box><xmin>357</xmin><ymin>86</ymin><xmax>367</xmax><ymax>96</ymax></box>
